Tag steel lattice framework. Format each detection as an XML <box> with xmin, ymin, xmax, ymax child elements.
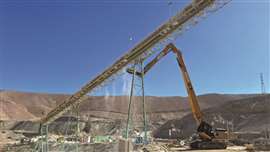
<box><xmin>40</xmin><ymin>0</ymin><xmax>223</xmax><ymax>125</ymax></box>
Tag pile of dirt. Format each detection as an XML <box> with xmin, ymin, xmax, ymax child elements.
<box><xmin>153</xmin><ymin>94</ymin><xmax>270</xmax><ymax>139</ymax></box>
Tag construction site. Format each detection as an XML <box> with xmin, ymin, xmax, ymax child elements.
<box><xmin>0</xmin><ymin>0</ymin><xmax>269</xmax><ymax>151</ymax></box>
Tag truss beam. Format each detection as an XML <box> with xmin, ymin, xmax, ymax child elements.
<box><xmin>40</xmin><ymin>0</ymin><xmax>216</xmax><ymax>125</ymax></box>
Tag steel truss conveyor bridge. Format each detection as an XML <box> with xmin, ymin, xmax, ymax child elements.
<box><xmin>40</xmin><ymin>0</ymin><xmax>230</xmax><ymax>126</ymax></box>
<box><xmin>35</xmin><ymin>0</ymin><xmax>231</xmax><ymax>151</ymax></box>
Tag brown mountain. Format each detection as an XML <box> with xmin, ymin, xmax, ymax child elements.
<box><xmin>0</xmin><ymin>90</ymin><xmax>257</xmax><ymax>122</ymax></box>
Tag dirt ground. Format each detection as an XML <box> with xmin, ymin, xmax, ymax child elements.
<box><xmin>0</xmin><ymin>130</ymin><xmax>24</xmax><ymax>151</ymax></box>
<box><xmin>180</xmin><ymin>150</ymin><xmax>246</xmax><ymax>152</ymax></box>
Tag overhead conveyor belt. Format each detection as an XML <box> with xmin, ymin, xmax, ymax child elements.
<box><xmin>40</xmin><ymin>0</ymin><xmax>216</xmax><ymax>125</ymax></box>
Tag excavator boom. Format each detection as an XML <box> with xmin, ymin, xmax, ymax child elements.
<box><xmin>170</xmin><ymin>44</ymin><xmax>203</xmax><ymax>124</ymax></box>
<box><xmin>128</xmin><ymin>43</ymin><xmax>203</xmax><ymax>124</ymax></box>
<box><xmin>127</xmin><ymin>43</ymin><xmax>228</xmax><ymax>148</ymax></box>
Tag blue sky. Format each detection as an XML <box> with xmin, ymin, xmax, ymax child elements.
<box><xmin>0</xmin><ymin>0</ymin><xmax>269</xmax><ymax>96</ymax></box>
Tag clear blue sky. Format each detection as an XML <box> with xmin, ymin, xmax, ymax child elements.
<box><xmin>0</xmin><ymin>0</ymin><xmax>269</xmax><ymax>96</ymax></box>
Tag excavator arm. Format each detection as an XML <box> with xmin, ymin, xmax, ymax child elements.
<box><xmin>127</xmin><ymin>43</ymin><xmax>214</xmax><ymax>140</ymax></box>
<box><xmin>128</xmin><ymin>43</ymin><xmax>203</xmax><ymax>123</ymax></box>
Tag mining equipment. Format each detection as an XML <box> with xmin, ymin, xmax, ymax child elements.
<box><xmin>40</xmin><ymin>0</ymin><xmax>219</xmax><ymax>126</ymax></box>
<box><xmin>35</xmin><ymin>0</ymin><xmax>230</xmax><ymax>151</ymax></box>
<box><xmin>127</xmin><ymin>43</ymin><xmax>229</xmax><ymax>149</ymax></box>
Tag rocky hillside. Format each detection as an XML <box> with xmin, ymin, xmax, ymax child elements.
<box><xmin>153</xmin><ymin>94</ymin><xmax>270</xmax><ymax>139</ymax></box>
<box><xmin>0</xmin><ymin>90</ymin><xmax>256</xmax><ymax>121</ymax></box>
<box><xmin>0</xmin><ymin>90</ymin><xmax>268</xmax><ymax>147</ymax></box>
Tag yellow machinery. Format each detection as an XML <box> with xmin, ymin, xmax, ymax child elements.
<box><xmin>127</xmin><ymin>43</ymin><xmax>228</xmax><ymax>149</ymax></box>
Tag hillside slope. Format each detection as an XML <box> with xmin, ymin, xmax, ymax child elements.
<box><xmin>0</xmin><ymin>90</ymin><xmax>257</xmax><ymax>121</ymax></box>
<box><xmin>153</xmin><ymin>94</ymin><xmax>270</xmax><ymax>139</ymax></box>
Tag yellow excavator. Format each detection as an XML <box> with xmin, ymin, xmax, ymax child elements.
<box><xmin>127</xmin><ymin>43</ymin><xmax>228</xmax><ymax>149</ymax></box>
